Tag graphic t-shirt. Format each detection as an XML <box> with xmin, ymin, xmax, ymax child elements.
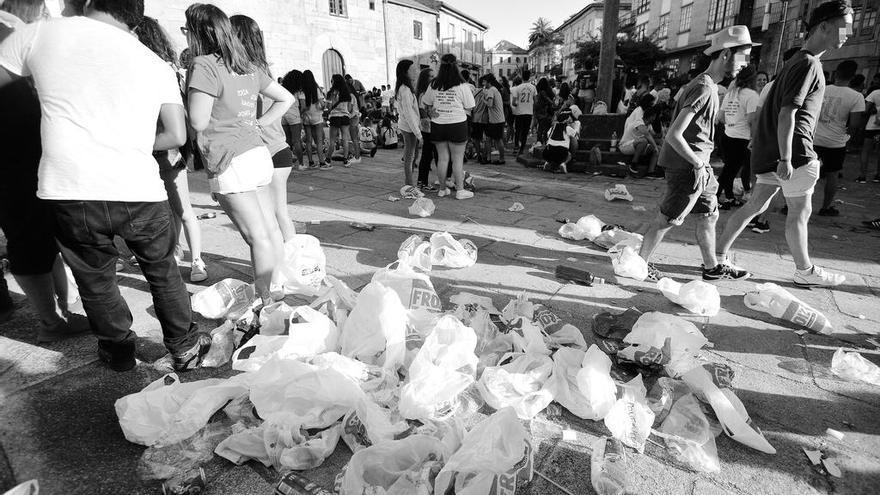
<box><xmin>620</xmin><ymin>107</ymin><xmax>646</xmax><ymax>149</ymax></box>
<box><xmin>422</xmin><ymin>83</ymin><xmax>476</xmax><ymax>125</ymax></box>
<box><xmin>359</xmin><ymin>125</ymin><xmax>376</xmax><ymax>144</ymax></box>
<box><xmin>471</xmin><ymin>88</ymin><xmax>489</xmax><ymax>124</ymax></box>
<box><xmin>486</xmin><ymin>86</ymin><xmax>505</xmax><ymax>124</ymax></box>
<box><xmin>814</xmin><ymin>85</ymin><xmax>865</xmax><ymax>148</ymax></box>
<box><xmin>863</xmin><ymin>89</ymin><xmax>880</xmax><ymax>131</ymax></box>
<box><xmin>752</xmin><ymin>50</ymin><xmax>825</xmax><ymax>174</ymax></box>
<box><xmin>511</xmin><ymin>82</ymin><xmax>537</xmax><ymax>115</ymax></box>
<box><xmin>0</xmin><ymin>17</ymin><xmax>181</xmax><ymax>201</ymax></box>
<box><xmin>658</xmin><ymin>74</ymin><xmax>719</xmax><ymax>170</ymax></box>
<box><xmin>722</xmin><ymin>86</ymin><xmax>759</xmax><ymax>140</ymax></box>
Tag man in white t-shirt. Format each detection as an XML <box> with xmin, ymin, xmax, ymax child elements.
<box><xmin>0</xmin><ymin>1</ymin><xmax>209</xmax><ymax>372</ymax></box>
<box><xmin>380</xmin><ymin>85</ymin><xmax>394</xmax><ymax>115</ymax></box>
<box><xmin>814</xmin><ymin>60</ymin><xmax>865</xmax><ymax>214</ymax></box>
<box><xmin>510</xmin><ymin>69</ymin><xmax>537</xmax><ymax>155</ymax></box>
<box><xmin>860</xmin><ymin>85</ymin><xmax>880</xmax><ymax>183</ymax></box>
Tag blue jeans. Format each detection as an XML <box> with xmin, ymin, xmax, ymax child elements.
<box><xmin>49</xmin><ymin>200</ymin><xmax>197</xmax><ymax>354</ymax></box>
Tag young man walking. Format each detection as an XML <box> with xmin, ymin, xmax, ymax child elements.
<box><xmin>717</xmin><ymin>0</ymin><xmax>853</xmax><ymax>287</ymax></box>
<box><xmin>0</xmin><ymin>0</ymin><xmax>210</xmax><ymax>371</ymax></box>
<box><xmin>814</xmin><ymin>59</ymin><xmax>864</xmax><ymax>216</ymax></box>
<box><xmin>511</xmin><ymin>69</ymin><xmax>537</xmax><ymax>156</ymax></box>
<box><xmin>638</xmin><ymin>26</ymin><xmax>757</xmax><ymax>282</ymax></box>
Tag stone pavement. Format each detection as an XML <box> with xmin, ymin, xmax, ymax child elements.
<box><xmin>1</xmin><ymin>148</ymin><xmax>880</xmax><ymax>495</ymax></box>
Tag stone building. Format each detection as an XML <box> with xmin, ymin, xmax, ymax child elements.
<box><xmin>484</xmin><ymin>40</ymin><xmax>528</xmax><ymax>80</ymax></box>
<box><xmin>555</xmin><ymin>1</ymin><xmax>634</xmax><ymax>81</ymax></box>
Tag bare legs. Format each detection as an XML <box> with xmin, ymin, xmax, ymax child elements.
<box><xmin>270</xmin><ymin>167</ymin><xmax>296</xmax><ymax>241</ymax></box>
<box><xmin>402</xmin><ymin>131</ymin><xmax>418</xmax><ymax>186</ymax></box>
<box><xmin>163</xmin><ymin>167</ymin><xmax>202</xmax><ymax>263</ymax></box>
<box><xmin>717</xmin><ymin>183</ymin><xmax>779</xmax><ymax>259</ymax></box>
<box><xmin>639</xmin><ymin>212</ymin><xmax>718</xmax><ymax>268</ymax></box>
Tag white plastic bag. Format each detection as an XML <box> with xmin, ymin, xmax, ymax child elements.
<box><xmin>558</xmin><ymin>223</ymin><xmax>588</xmax><ymax>241</ymax></box>
<box><xmin>618</xmin><ymin>312</ymin><xmax>708</xmax><ymax>368</ymax></box>
<box><xmin>429</xmin><ymin>232</ymin><xmax>477</xmax><ymax>268</ymax></box>
<box><xmin>477</xmin><ymin>353</ymin><xmax>554</xmax><ymax>419</ymax></box>
<box><xmin>191</xmin><ymin>278</ymin><xmax>255</xmax><ymax>319</ymax></box>
<box><xmin>574</xmin><ymin>345</ymin><xmax>618</xmax><ymax>420</ymax></box>
<box><xmin>201</xmin><ymin>321</ymin><xmax>235</xmax><ymax>368</ymax></box>
<box><xmin>603</xmin><ymin>375</ymin><xmax>655</xmax><ymax>453</ymax></box>
<box><xmin>831</xmin><ymin>348</ymin><xmax>880</xmax><ymax>386</ymax></box>
<box><xmin>611</xmin><ymin>246</ymin><xmax>648</xmax><ymax>281</ymax></box>
<box><xmin>231</xmin><ymin>306</ymin><xmax>339</xmax><ymax>371</ymax></box>
<box><xmin>340</xmin><ymin>398</ymin><xmax>413</xmax><ymax>453</ymax></box>
<box><xmin>337</xmin><ymin>435</ymin><xmax>446</xmax><ymax>495</ymax></box>
<box><xmin>214</xmin><ymin>421</ymin><xmax>341</xmax><ymax>471</ymax></box>
<box><xmin>372</xmin><ymin>263</ymin><xmax>442</xmax><ymax>313</ymax></box>
<box><xmin>258</xmin><ymin>301</ymin><xmax>294</xmax><ymax>335</ymax></box>
<box><xmin>397</xmin><ymin>235</ymin><xmax>433</xmax><ymax>272</ymax></box>
<box><xmin>435</xmin><ymin>407</ymin><xmax>533</xmax><ymax>495</ymax></box>
<box><xmin>546</xmin><ymin>347</ymin><xmax>594</xmax><ymax>419</ymax></box>
<box><xmin>408</xmin><ymin>197</ymin><xmax>436</xmax><ymax>217</ymax></box>
<box><xmin>409</xmin><ymin>316</ymin><xmax>478</xmax><ymax>379</ymax></box>
<box><xmin>532</xmin><ymin>305</ymin><xmax>587</xmax><ymax>349</ymax></box>
<box><xmin>399</xmin><ymin>364</ymin><xmax>475</xmax><ymax>421</ymax></box>
<box><xmin>658</xmin><ymin>278</ymin><xmax>721</xmax><ymax>316</ymax></box>
<box><xmin>341</xmin><ymin>282</ymin><xmax>407</xmax><ymax>371</ymax></box>
<box><xmin>657</xmin><ymin>393</ymin><xmax>720</xmax><ymax>473</ymax></box>
<box><xmin>557</xmin><ymin>215</ymin><xmax>605</xmax><ymax>241</ymax></box>
<box><xmin>277</xmin><ymin>234</ymin><xmax>327</xmax><ymax>296</ymax></box>
<box><xmin>592</xmin><ymin>229</ymin><xmax>643</xmax><ymax>251</ymax></box>
<box><xmin>311</xmin><ymin>352</ymin><xmax>400</xmax><ymax>401</ymax></box>
<box><xmin>604</xmin><ymin>184</ymin><xmax>634</xmax><ymax>201</ymax></box>
<box><xmin>115</xmin><ymin>373</ymin><xmax>248</xmax><ymax>446</ymax></box>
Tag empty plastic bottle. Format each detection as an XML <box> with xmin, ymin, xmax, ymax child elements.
<box><xmin>591</xmin><ymin>436</ymin><xmax>627</xmax><ymax>495</ymax></box>
<box><xmin>191</xmin><ymin>278</ymin><xmax>256</xmax><ymax>320</ymax></box>
<box><xmin>274</xmin><ymin>472</ymin><xmax>333</xmax><ymax>495</ymax></box>
<box><xmin>555</xmin><ymin>265</ymin><xmax>605</xmax><ymax>286</ymax></box>
<box><xmin>610</xmin><ymin>131</ymin><xmax>618</xmax><ymax>152</ymax></box>
<box><xmin>744</xmin><ymin>283</ymin><xmax>832</xmax><ymax>334</ymax></box>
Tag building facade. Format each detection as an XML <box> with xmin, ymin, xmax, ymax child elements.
<box><xmin>555</xmin><ymin>1</ymin><xmax>634</xmax><ymax>81</ymax></box>
<box><xmin>484</xmin><ymin>40</ymin><xmax>528</xmax><ymax>80</ymax></box>
<box><xmin>144</xmin><ymin>0</ymin><xmax>487</xmax><ymax>90</ymax></box>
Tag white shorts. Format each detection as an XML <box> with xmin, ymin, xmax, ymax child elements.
<box><xmin>209</xmin><ymin>146</ymin><xmax>273</xmax><ymax>194</ymax></box>
<box><xmin>755</xmin><ymin>160</ymin><xmax>820</xmax><ymax>198</ymax></box>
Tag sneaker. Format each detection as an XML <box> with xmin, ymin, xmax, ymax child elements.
<box><xmin>97</xmin><ymin>340</ymin><xmax>136</xmax><ymax>372</ymax></box>
<box><xmin>703</xmin><ymin>263</ymin><xmax>751</xmax><ymax>281</ymax></box>
<box><xmin>856</xmin><ymin>176</ymin><xmax>867</xmax><ymax>184</ymax></box>
<box><xmin>342</xmin><ymin>159</ymin><xmax>351</xmax><ymax>168</ymax></box>
<box><xmin>646</xmin><ymin>263</ymin><xmax>665</xmax><ymax>282</ymax></box>
<box><xmin>418</xmin><ymin>182</ymin><xmax>436</xmax><ymax>192</ymax></box>
<box><xmin>37</xmin><ymin>315</ymin><xmax>90</xmax><ymax>344</ymax></box>
<box><xmin>751</xmin><ymin>219</ymin><xmax>770</xmax><ymax>233</ymax></box>
<box><xmin>369</xmin><ymin>147</ymin><xmax>378</xmax><ymax>157</ymax></box>
<box><xmin>190</xmin><ymin>258</ymin><xmax>208</xmax><ymax>283</ymax></box>
<box><xmin>296</xmin><ymin>164</ymin><xmax>308</xmax><ymax>171</ymax></box>
<box><xmin>319</xmin><ymin>162</ymin><xmax>334</xmax><ymax>170</ymax></box>
<box><xmin>437</xmin><ymin>188</ymin><xmax>452</xmax><ymax>197</ymax></box>
<box><xmin>794</xmin><ymin>265</ymin><xmax>845</xmax><ymax>288</ymax></box>
<box><xmin>349</xmin><ymin>156</ymin><xmax>362</xmax><ymax>165</ymax></box>
<box><xmin>719</xmin><ymin>198</ymin><xmax>744</xmax><ymax>210</ymax></box>
<box><xmin>308</xmin><ymin>161</ymin><xmax>318</xmax><ymax>169</ymax></box>
<box><xmin>171</xmin><ymin>330</ymin><xmax>212</xmax><ymax>372</ymax></box>
<box><xmin>400</xmin><ymin>185</ymin><xmax>423</xmax><ymax>199</ymax></box>
<box><xmin>455</xmin><ymin>189</ymin><xmax>474</xmax><ymax>200</ymax></box>
<box><xmin>862</xmin><ymin>218</ymin><xmax>880</xmax><ymax>230</ymax></box>
<box><xmin>115</xmin><ymin>258</ymin><xmax>126</xmax><ymax>272</ymax></box>
<box><xmin>746</xmin><ymin>218</ymin><xmax>758</xmax><ymax>229</ymax></box>
<box><xmin>817</xmin><ymin>207</ymin><xmax>840</xmax><ymax>217</ymax></box>
<box><xmin>627</xmin><ymin>165</ymin><xmax>640</xmax><ymax>176</ymax></box>
<box><xmin>556</xmin><ymin>163</ymin><xmax>568</xmax><ymax>174</ymax></box>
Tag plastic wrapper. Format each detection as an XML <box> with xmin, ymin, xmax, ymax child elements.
<box><xmin>435</xmin><ymin>407</ymin><xmax>534</xmax><ymax>495</ymax></box>
<box><xmin>658</xmin><ymin>278</ymin><xmax>721</xmax><ymax>316</ymax></box>
<box><xmin>138</xmin><ymin>421</ymin><xmax>233</xmax><ymax>480</ymax></box>
<box><xmin>559</xmin><ymin>215</ymin><xmax>605</xmax><ymax>241</ymax></box>
<box><xmin>340</xmin><ymin>399</ymin><xmax>414</xmax><ymax>453</ymax></box>
<box><xmin>397</xmin><ymin>235</ymin><xmax>433</xmax><ymax>272</ymax></box>
<box><xmin>831</xmin><ymin>348</ymin><xmax>880</xmax><ymax>386</ymax></box>
<box><xmin>477</xmin><ymin>353</ymin><xmax>554</xmax><ymax>419</ymax></box>
<box><xmin>191</xmin><ymin>278</ymin><xmax>255</xmax><ymax>320</ymax></box>
<box><xmin>337</xmin><ymin>435</ymin><xmax>446</xmax><ymax>495</ymax></box>
<box><xmin>657</xmin><ymin>393</ymin><xmax>720</xmax><ymax>473</ymax></box>
<box><xmin>592</xmin><ymin>229</ymin><xmax>643</xmax><ymax>251</ymax></box>
<box><xmin>429</xmin><ymin>232</ymin><xmax>477</xmax><ymax>268</ymax></box>
<box><xmin>546</xmin><ymin>347</ymin><xmax>596</xmax><ymax>419</ymax></box>
<box><xmin>275</xmin><ymin>234</ymin><xmax>327</xmax><ymax>296</ymax></box>
<box><xmin>618</xmin><ymin>312</ymin><xmax>708</xmax><ymax>368</ymax></box>
<box><xmin>574</xmin><ymin>345</ymin><xmax>618</xmax><ymax>420</ymax></box>
<box><xmin>591</xmin><ymin>307</ymin><xmax>643</xmax><ymax>357</ymax></box>
<box><xmin>231</xmin><ymin>306</ymin><xmax>339</xmax><ymax>372</ymax></box>
<box><xmin>214</xmin><ymin>422</ymin><xmax>341</xmax><ymax>471</ymax></box>
<box><xmin>341</xmin><ymin>281</ymin><xmax>407</xmax><ymax>371</ymax></box>
<box><xmin>201</xmin><ymin>321</ymin><xmax>235</xmax><ymax>368</ymax></box>
<box><xmin>532</xmin><ymin>305</ymin><xmax>587</xmax><ymax>349</ymax></box>
<box><xmin>603</xmin><ymin>375</ymin><xmax>655</xmax><ymax>453</ymax></box>
<box><xmin>258</xmin><ymin>301</ymin><xmax>294</xmax><ymax>335</ymax></box>
<box><xmin>311</xmin><ymin>352</ymin><xmax>400</xmax><ymax>403</ymax></box>
<box><xmin>611</xmin><ymin>246</ymin><xmax>648</xmax><ymax>281</ymax></box>
<box><xmin>372</xmin><ymin>262</ymin><xmax>442</xmax><ymax>314</ymax></box>
<box><xmin>646</xmin><ymin>377</ymin><xmax>692</xmax><ymax>425</ymax></box>
<box><xmin>744</xmin><ymin>283</ymin><xmax>833</xmax><ymax>334</ymax></box>
<box><xmin>604</xmin><ymin>184</ymin><xmax>634</xmax><ymax>201</ymax></box>
<box><xmin>408</xmin><ymin>198</ymin><xmax>436</xmax><ymax>217</ymax></box>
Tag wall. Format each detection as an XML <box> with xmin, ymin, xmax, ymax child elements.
<box><xmin>486</xmin><ymin>51</ymin><xmax>528</xmax><ymax>79</ymax></box>
<box><xmin>557</xmin><ymin>8</ymin><xmax>604</xmax><ymax>80</ymax></box>
<box><xmin>384</xmin><ymin>2</ymin><xmax>439</xmax><ymax>84</ymax></box>
<box><xmin>437</xmin><ymin>10</ymin><xmax>485</xmax><ymax>67</ymax></box>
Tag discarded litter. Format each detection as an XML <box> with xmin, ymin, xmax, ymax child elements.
<box><xmin>400</xmin><ymin>185</ymin><xmax>425</xmax><ymax>200</ymax></box>
<box><xmin>191</xmin><ymin>278</ymin><xmax>255</xmax><ymax>320</ymax></box>
<box><xmin>196</xmin><ymin>212</ymin><xmax>216</xmax><ymax>220</ymax></box>
<box><xmin>803</xmin><ymin>448</ymin><xmax>822</xmax><ymax>465</ymax></box>
<box><xmin>831</xmin><ymin>348</ymin><xmax>880</xmax><ymax>386</ymax></box>
<box><xmin>275</xmin><ymin>472</ymin><xmax>333</xmax><ymax>495</ymax></box>
<box><xmin>822</xmin><ymin>458</ymin><xmax>842</xmax><ymax>478</ymax></box>
<box><xmin>604</xmin><ymin>184</ymin><xmax>634</xmax><ymax>202</ymax></box>
<box><xmin>632</xmin><ymin>205</ymin><xmax>646</xmax><ymax>211</ymax></box>
<box><xmin>336</xmin><ymin>434</ymin><xmax>445</xmax><ymax>495</ymax></box>
<box><xmin>611</xmin><ymin>246</ymin><xmax>648</xmax><ymax>281</ymax></box>
<box><xmin>558</xmin><ymin>215</ymin><xmax>605</xmax><ymax>241</ymax></box>
<box><xmin>1</xmin><ymin>481</ymin><xmax>38</xmax><ymax>495</ymax></box>
<box><xmin>604</xmin><ymin>375</ymin><xmax>655</xmax><ymax>452</ymax></box>
<box><xmin>387</xmin><ymin>195</ymin><xmax>401</xmax><ymax>202</ymax></box>
<box><xmin>744</xmin><ymin>283</ymin><xmax>832</xmax><ymax>334</ymax></box>
<box><xmin>658</xmin><ymin>278</ymin><xmax>721</xmax><ymax>316</ymax></box>
<box><xmin>408</xmin><ymin>197</ymin><xmax>436</xmax><ymax>217</ymax></box>
<box><xmin>350</xmin><ymin>222</ymin><xmax>375</xmax><ymax>231</ymax></box>
<box><xmin>591</xmin><ymin>437</ymin><xmax>627</xmax><ymax>495</ymax></box>
<box><xmin>277</xmin><ymin>235</ymin><xmax>327</xmax><ymax>297</ymax></box>
<box><xmin>429</xmin><ymin>232</ymin><xmax>477</xmax><ymax>269</ymax></box>
<box><xmin>555</xmin><ymin>265</ymin><xmax>605</xmax><ymax>286</ymax></box>
<box><xmin>508</xmin><ymin>202</ymin><xmax>525</xmax><ymax>212</ymax></box>
<box><xmin>826</xmin><ymin>428</ymin><xmax>845</xmax><ymax>440</ymax></box>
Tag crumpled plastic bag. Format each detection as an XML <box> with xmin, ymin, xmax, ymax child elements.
<box><xmin>435</xmin><ymin>407</ymin><xmax>533</xmax><ymax>495</ymax></box>
<box><xmin>646</xmin><ymin>377</ymin><xmax>692</xmax><ymax>425</ymax></box>
<box><xmin>311</xmin><ymin>352</ymin><xmax>400</xmax><ymax>405</ymax></box>
<box><xmin>408</xmin><ymin>197</ymin><xmax>436</xmax><ymax>217</ymax></box>
<box><xmin>1</xmin><ymin>481</ymin><xmax>38</xmax><ymax>495</ymax></box>
<box><xmin>546</xmin><ymin>347</ymin><xmax>594</xmax><ymax>419</ymax></box>
<box><xmin>277</xmin><ymin>234</ymin><xmax>327</xmax><ymax>296</ymax></box>
<box><xmin>831</xmin><ymin>348</ymin><xmax>880</xmax><ymax>386</ymax></box>
<box><xmin>191</xmin><ymin>278</ymin><xmax>255</xmax><ymax>320</ymax></box>
<box><xmin>258</xmin><ymin>301</ymin><xmax>294</xmax><ymax>335</ymax></box>
<box><xmin>591</xmin><ymin>307</ymin><xmax>643</xmax><ymax>357</ymax></box>
<box><xmin>429</xmin><ymin>232</ymin><xmax>477</xmax><ymax>268</ymax></box>
<box><xmin>506</xmin><ymin>316</ymin><xmax>551</xmax><ymax>356</ymax></box>
<box><xmin>115</xmin><ymin>373</ymin><xmax>248</xmax><ymax>447</ymax></box>
<box><xmin>397</xmin><ymin>235</ymin><xmax>433</xmax><ymax>272</ymax></box>
<box><xmin>611</xmin><ymin>246</ymin><xmax>648</xmax><ymax>281</ymax></box>
<box><xmin>372</xmin><ymin>262</ymin><xmax>442</xmax><ymax>314</ymax></box>
<box><xmin>574</xmin><ymin>345</ymin><xmax>618</xmax><ymax>420</ymax></box>
<box><xmin>603</xmin><ymin>375</ymin><xmax>655</xmax><ymax>452</ymax></box>
<box><xmin>657</xmin><ymin>393</ymin><xmax>721</xmax><ymax>473</ymax></box>
<box><xmin>477</xmin><ymin>353</ymin><xmax>554</xmax><ymax>419</ymax></box>
<box><xmin>201</xmin><ymin>321</ymin><xmax>235</xmax><ymax>368</ymax></box>
<box><xmin>744</xmin><ymin>283</ymin><xmax>833</xmax><ymax>334</ymax></box>
<box><xmin>214</xmin><ymin>421</ymin><xmax>341</xmax><ymax>471</ymax></box>
<box><xmin>618</xmin><ymin>312</ymin><xmax>708</xmax><ymax>368</ymax></box>
<box><xmin>682</xmin><ymin>363</ymin><xmax>776</xmax><ymax>454</ymax></box>
<box><xmin>337</xmin><ymin>435</ymin><xmax>446</xmax><ymax>495</ymax></box>
<box><xmin>231</xmin><ymin>306</ymin><xmax>339</xmax><ymax>371</ymax></box>
<box><xmin>558</xmin><ymin>215</ymin><xmax>605</xmax><ymax>241</ymax></box>
<box><xmin>592</xmin><ymin>228</ymin><xmax>643</xmax><ymax>251</ymax></box>
<box><xmin>531</xmin><ymin>305</ymin><xmax>587</xmax><ymax>349</ymax></box>
<box><xmin>340</xmin><ymin>398</ymin><xmax>414</xmax><ymax>453</ymax></box>
<box><xmin>139</xmin><ymin>420</ymin><xmax>233</xmax><ymax>480</ymax></box>
<box><xmin>341</xmin><ymin>281</ymin><xmax>407</xmax><ymax>371</ymax></box>
<box><xmin>450</xmin><ymin>292</ymin><xmax>501</xmax><ymax>322</ymax></box>
<box><xmin>604</xmin><ymin>184</ymin><xmax>634</xmax><ymax>201</ymax></box>
<box><xmin>248</xmin><ymin>357</ymin><xmax>365</xmax><ymax>429</ymax></box>
<box><xmin>658</xmin><ymin>278</ymin><xmax>721</xmax><ymax>316</ymax></box>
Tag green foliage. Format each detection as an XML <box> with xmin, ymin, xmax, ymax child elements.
<box><xmin>569</xmin><ymin>26</ymin><xmax>666</xmax><ymax>74</ymax></box>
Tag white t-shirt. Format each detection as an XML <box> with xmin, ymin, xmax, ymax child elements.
<box><xmin>0</xmin><ymin>17</ymin><xmax>181</xmax><ymax>202</ymax></box>
<box><xmin>722</xmin><ymin>87</ymin><xmax>759</xmax><ymax>140</ymax></box>
<box><xmin>814</xmin><ymin>85</ymin><xmax>866</xmax><ymax>147</ymax></box>
<box><xmin>620</xmin><ymin>107</ymin><xmax>645</xmax><ymax>149</ymax></box>
<box><xmin>381</xmin><ymin>89</ymin><xmax>393</xmax><ymax>106</ymax></box>
<box><xmin>864</xmin><ymin>89</ymin><xmax>880</xmax><ymax>131</ymax></box>
<box><xmin>511</xmin><ymin>82</ymin><xmax>537</xmax><ymax>115</ymax></box>
<box><xmin>421</xmin><ymin>83</ymin><xmax>476</xmax><ymax>124</ymax></box>
<box><xmin>757</xmin><ymin>80</ymin><xmax>774</xmax><ymax>107</ymax></box>
<box><xmin>547</xmin><ymin>122</ymin><xmax>577</xmax><ymax>148</ymax></box>
<box><xmin>618</xmin><ymin>87</ymin><xmax>635</xmax><ymax>113</ymax></box>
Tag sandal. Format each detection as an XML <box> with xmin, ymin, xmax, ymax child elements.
<box><xmin>862</xmin><ymin>218</ymin><xmax>880</xmax><ymax>230</ymax></box>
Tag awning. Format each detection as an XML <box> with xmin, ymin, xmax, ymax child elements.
<box><xmin>665</xmin><ymin>41</ymin><xmax>711</xmax><ymax>56</ymax></box>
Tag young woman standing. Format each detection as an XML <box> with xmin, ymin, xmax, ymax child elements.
<box><xmin>395</xmin><ymin>60</ymin><xmax>423</xmax><ymax>187</ymax></box>
<box><xmin>482</xmin><ymin>74</ymin><xmax>506</xmax><ymax>164</ymax></box>
<box><xmin>534</xmin><ymin>77</ymin><xmax>556</xmax><ymax>145</ymax></box>
<box><xmin>415</xmin><ymin>67</ymin><xmax>437</xmax><ymax>191</ymax></box>
<box><xmin>230</xmin><ymin>14</ymin><xmax>297</xmax><ymax>242</ymax></box>
<box><xmin>500</xmin><ymin>75</ymin><xmax>513</xmax><ymax>143</ymax></box>
<box><xmin>280</xmin><ymin>70</ymin><xmax>307</xmax><ymax>170</ymax></box>
<box><xmin>301</xmin><ymin>70</ymin><xmax>328</xmax><ymax>169</ymax></box>
<box><xmin>326</xmin><ymin>74</ymin><xmax>354</xmax><ymax>167</ymax></box>
<box><xmin>183</xmin><ymin>3</ymin><xmax>292</xmax><ymax>304</ymax></box>
<box><xmin>422</xmin><ymin>54</ymin><xmax>476</xmax><ymax>200</ymax></box>
<box><xmin>718</xmin><ymin>66</ymin><xmax>759</xmax><ymax>209</ymax></box>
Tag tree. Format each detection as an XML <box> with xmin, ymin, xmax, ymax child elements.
<box><xmin>528</xmin><ymin>17</ymin><xmax>562</xmax><ymax>74</ymax></box>
<box><xmin>570</xmin><ymin>25</ymin><xmax>666</xmax><ymax>75</ymax></box>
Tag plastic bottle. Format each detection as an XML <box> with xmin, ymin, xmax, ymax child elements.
<box><xmin>610</xmin><ymin>131</ymin><xmax>618</xmax><ymax>152</ymax></box>
<box><xmin>274</xmin><ymin>472</ymin><xmax>333</xmax><ymax>495</ymax></box>
<box><xmin>191</xmin><ymin>278</ymin><xmax>256</xmax><ymax>320</ymax></box>
<box><xmin>590</xmin><ymin>437</ymin><xmax>627</xmax><ymax>495</ymax></box>
<box><xmin>555</xmin><ymin>265</ymin><xmax>606</xmax><ymax>286</ymax></box>
<box><xmin>744</xmin><ymin>284</ymin><xmax>832</xmax><ymax>334</ymax></box>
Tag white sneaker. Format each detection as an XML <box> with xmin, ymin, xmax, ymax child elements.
<box><xmin>190</xmin><ymin>258</ymin><xmax>208</xmax><ymax>283</ymax></box>
<box><xmin>455</xmin><ymin>189</ymin><xmax>474</xmax><ymax>200</ymax></box>
<box><xmin>793</xmin><ymin>265</ymin><xmax>845</xmax><ymax>288</ymax></box>
<box><xmin>437</xmin><ymin>188</ymin><xmax>452</xmax><ymax>197</ymax></box>
<box><xmin>349</xmin><ymin>157</ymin><xmax>362</xmax><ymax>165</ymax></box>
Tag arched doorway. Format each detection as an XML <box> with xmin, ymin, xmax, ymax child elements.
<box><xmin>322</xmin><ymin>49</ymin><xmax>345</xmax><ymax>90</ymax></box>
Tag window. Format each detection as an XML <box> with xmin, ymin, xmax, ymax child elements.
<box><xmin>679</xmin><ymin>4</ymin><xmax>693</xmax><ymax>32</ymax></box>
<box><xmin>635</xmin><ymin>22</ymin><xmax>647</xmax><ymax>40</ymax></box>
<box><xmin>635</xmin><ymin>0</ymin><xmax>650</xmax><ymax>15</ymax></box>
<box><xmin>413</xmin><ymin>20</ymin><xmax>422</xmax><ymax>40</ymax></box>
<box><xmin>668</xmin><ymin>58</ymin><xmax>680</xmax><ymax>73</ymax></box>
<box><xmin>707</xmin><ymin>0</ymin><xmax>736</xmax><ymax>32</ymax></box>
<box><xmin>369</xmin><ymin>0</ymin><xmax>375</xmax><ymax>10</ymax></box>
<box><xmin>515</xmin><ymin>57</ymin><xmax>520</xmax><ymax>63</ymax></box>
<box><xmin>462</xmin><ymin>29</ymin><xmax>467</xmax><ymax>49</ymax></box>
<box><xmin>508</xmin><ymin>56</ymin><xmax>512</xmax><ymax>63</ymax></box>
<box><xmin>448</xmin><ymin>23</ymin><xmax>455</xmax><ymax>38</ymax></box>
<box><xmin>507</xmin><ymin>68</ymin><xmax>512</xmax><ymax>77</ymax></box>
<box><xmin>499</xmin><ymin>68</ymin><xmax>503</xmax><ymax>77</ymax></box>
<box><xmin>658</xmin><ymin>13</ymin><xmax>669</xmax><ymax>38</ymax></box>
<box><xmin>862</xmin><ymin>8</ymin><xmax>877</xmax><ymax>36</ymax></box>
<box><xmin>329</xmin><ymin>0</ymin><xmax>346</xmax><ymax>17</ymax></box>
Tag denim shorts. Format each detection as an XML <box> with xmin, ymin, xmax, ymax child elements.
<box><xmin>659</xmin><ymin>167</ymin><xmax>719</xmax><ymax>225</ymax></box>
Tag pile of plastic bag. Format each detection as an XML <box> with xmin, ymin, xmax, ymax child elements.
<box><xmin>120</xmin><ymin>232</ymin><xmax>780</xmax><ymax>493</ymax></box>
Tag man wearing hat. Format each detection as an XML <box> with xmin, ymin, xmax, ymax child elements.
<box><xmin>717</xmin><ymin>0</ymin><xmax>854</xmax><ymax>287</ymax></box>
<box><xmin>638</xmin><ymin>25</ymin><xmax>757</xmax><ymax>282</ymax></box>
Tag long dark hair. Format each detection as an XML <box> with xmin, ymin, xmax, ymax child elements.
<box><xmin>134</xmin><ymin>16</ymin><xmax>177</xmax><ymax>67</ymax></box>
<box><xmin>500</xmin><ymin>76</ymin><xmax>510</xmax><ymax>91</ymax></box>
<box><xmin>184</xmin><ymin>3</ymin><xmax>253</xmax><ymax>75</ymax></box>
<box><xmin>483</xmin><ymin>73</ymin><xmax>502</xmax><ymax>92</ymax></box>
<box><xmin>302</xmin><ymin>70</ymin><xmax>320</xmax><ymax>106</ymax></box>
<box><xmin>558</xmin><ymin>82</ymin><xmax>571</xmax><ymax>101</ymax></box>
<box><xmin>430</xmin><ymin>53</ymin><xmax>464</xmax><ymax>91</ymax></box>
<box><xmin>549</xmin><ymin>111</ymin><xmax>572</xmax><ymax>141</ymax></box>
<box><xmin>415</xmin><ymin>67</ymin><xmax>433</xmax><ymax>99</ymax></box>
<box><xmin>329</xmin><ymin>74</ymin><xmax>351</xmax><ymax>102</ymax></box>
<box><xmin>282</xmin><ymin>70</ymin><xmax>303</xmax><ymax>94</ymax></box>
<box><xmin>229</xmin><ymin>15</ymin><xmax>270</xmax><ymax>76</ymax></box>
<box><xmin>536</xmin><ymin>77</ymin><xmax>552</xmax><ymax>96</ymax></box>
<box><xmin>395</xmin><ymin>59</ymin><xmax>415</xmax><ymax>95</ymax></box>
